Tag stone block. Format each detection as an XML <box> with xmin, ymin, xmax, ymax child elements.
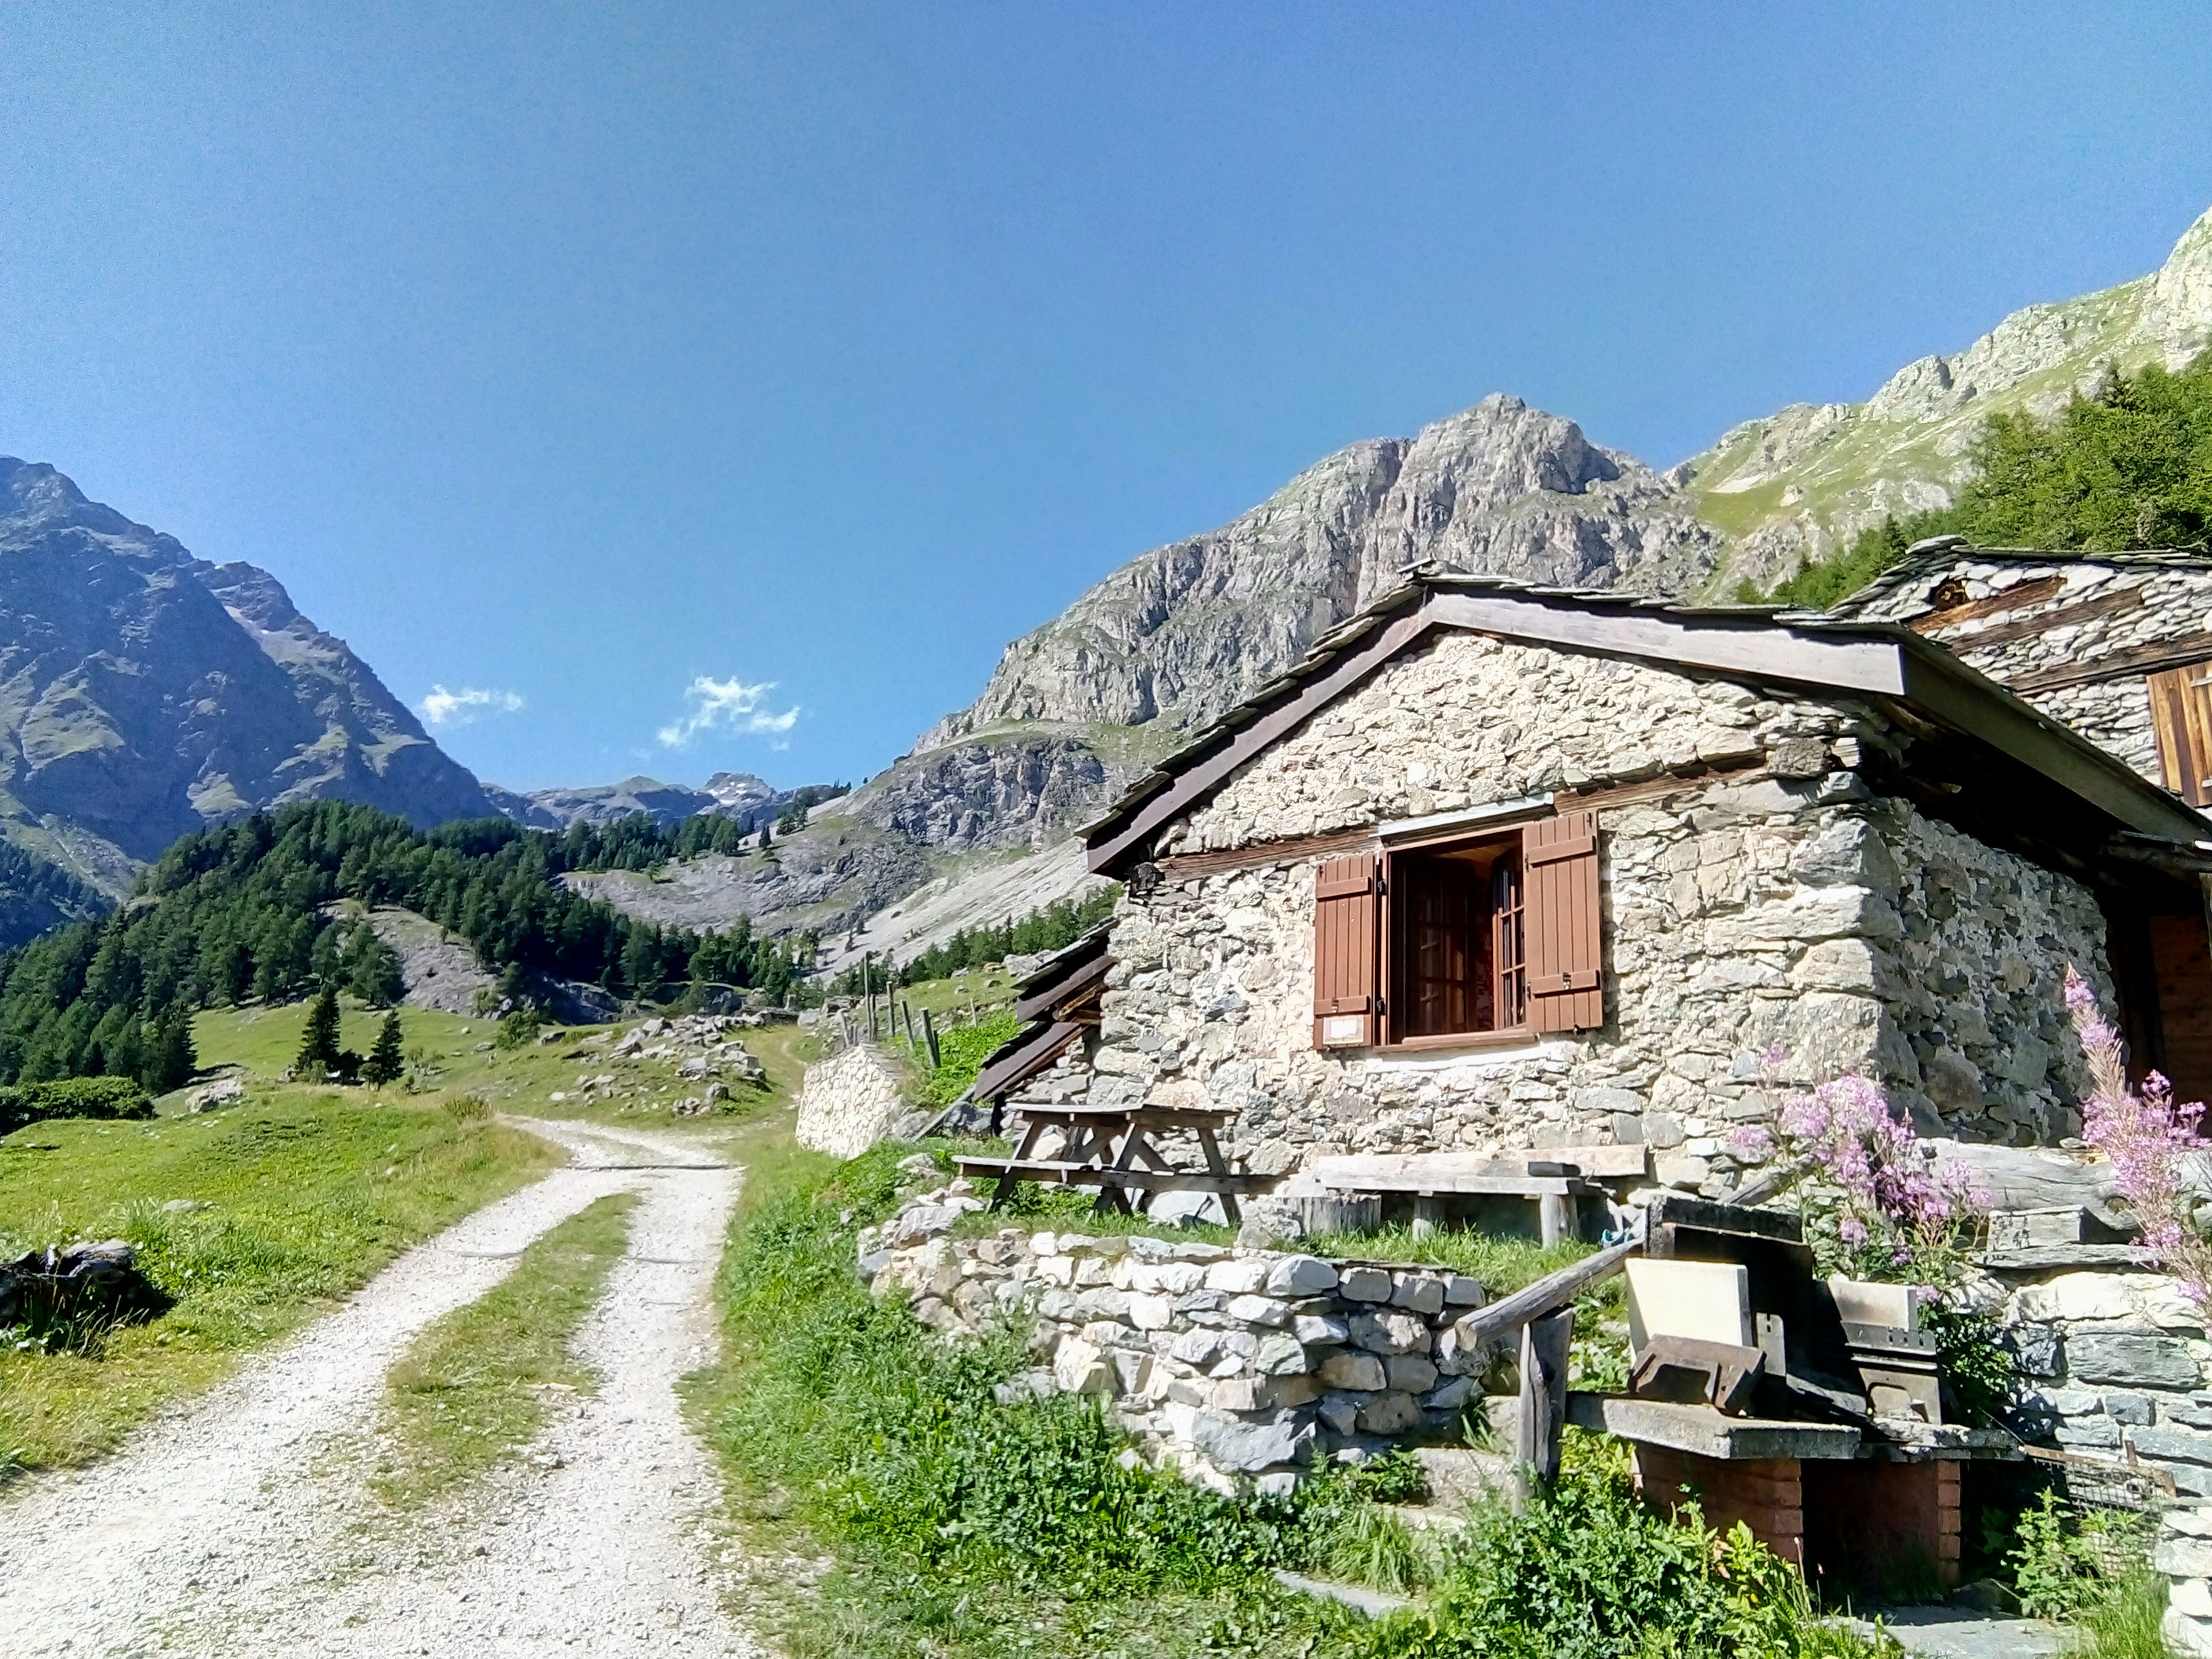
<box><xmin>1170</xmin><ymin>1328</ymin><xmax>1221</xmax><ymax>1368</ymax></box>
<box><xmin>1191</xmin><ymin>1410</ymin><xmax>1315</xmax><ymax>1473</ymax></box>
<box><xmin>1338</xmin><ymin>1265</ymin><xmax>1394</xmax><ymax>1302</ymax></box>
<box><xmin>2070</xmin><ymin>1331</ymin><xmax>2203</xmax><ymax>1391</ymax></box>
<box><xmin>2006</xmin><ymin>1323</ymin><xmax>2063</xmax><ymax>1377</ymax></box>
<box><xmin>1350</xmin><ymin>1309</ymin><xmax>1431</xmax><ymax>1355</ymax></box>
<box><xmin>1421</xmin><ymin>1376</ymin><xmax>1475</xmax><ymax>1412</ymax></box>
<box><xmin>2015</xmin><ymin>1273</ymin><xmax>2139</xmax><ymax>1325</ymax></box>
<box><xmin>1206</xmin><ymin>1259</ymin><xmax>1269</xmax><ymax>1294</ymax></box>
<box><xmin>1294</xmin><ymin>1313</ymin><xmax>1350</xmax><ymax>1346</ymax></box>
<box><xmin>2173</xmin><ymin>1579</ymin><xmax>2212</xmax><ymax>1621</ymax></box>
<box><xmin>1229</xmin><ymin>1294</ymin><xmax>1292</xmax><ymax>1328</ymax></box>
<box><xmin>1390</xmin><ymin>1273</ymin><xmax>1446</xmax><ymax>1316</ymax></box>
<box><xmin>1261</xmin><ymin>1374</ymin><xmax>1322</xmax><ymax>1410</ymax></box>
<box><xmin>2158</xmin><ymin>1536</ymin><xmax>2212</xmax><ymax>1579</ymax></box>
<box><xmin>1317</xmin><ymin>1393</ymin><xmax>1361</xmax><ymax>1435</ymax></box>
<box><xmin>1267</xmin><ymin>1255</ymin><xmax>1339</xmax><ymax>1296</ymax></box>
<box><xmin>1357</xmin><ymin>1391</ymin><xmax>1422</xmax><ymax>1435</ymax></box>
<box><xmin>1319</xmin><ymin>1351</ymin><xmax>1388</xmax><ymax>1391</ymax></box>
<box><xmin>1254</xmin><ymin>1334</ymin><xmax>1310</xmax><ymax>1377</ymax></box>
<box><xmin>2133</xmin><ymin>1425</ymin><xmax>2212</xmax><ymax>1467</ymax></box>
<box><xmin>2165</xmin><ymin>1607</ymin><xmax>2212</xmax><ymax>1659</ymax></box>
<box><xmin>2106</xmin><ymin>1392</ymin><xmax>2155</xmax><ymax>1426</ymax></box>
<box><xmin>2055</xmin><ymin>1420</ymin><xmax>2123</xmax><ymax>1450</ymax></box>
<box><xmin>1386</xmin><ymin>1355</ymin><xmax>1439</xmax><ymax>1394</ymax></box>
<box><xmin>1054</xmin><ymin>1337</ymin><xmax>1112</xmax><ymax>1395</ymax></box>
<box><xmin>1128</xmin><ymin>1293</ymin><xmax>1174</xmax><ymax>1331</ymax></box>
<box><xmin>1444</xmin><ymin>1275</ymin><xmax>1486</xmax><ymax>1308</ymax></box>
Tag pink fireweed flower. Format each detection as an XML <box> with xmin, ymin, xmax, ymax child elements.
<box><xmin>1729</xmin><ymin>1126</ymin><xmax>1776</xmax><ymax>1162</ymax></box>
<box><xmin>2065</xmin><ymin>966</ymin><xmax>2212</xmax><ymax>1305</ymax></box>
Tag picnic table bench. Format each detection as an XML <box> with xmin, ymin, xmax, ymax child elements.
<box><xmin>954</xmin><ymin>1101</ymin><xmax>1275</xmax><ymax>1222</ymax></box>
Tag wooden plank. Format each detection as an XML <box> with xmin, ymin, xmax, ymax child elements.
<box><xmin>1087</xmin><ymin>609</ymin><xmax>1438</xmax><ymax>874</ymax></box>
<box><xmin>967</xmin><ymin>1019</ymin><xmax>1084</xmax><ymax>1105</ymax></box>
<box><xmin>950</xmin><ymin>1159</ymin><xmax>1276</xmax><ymax>1194</ymax></box>
<box><xmin>1420</xmin><ymin>592</ymin><xmax>1910</xmax><ymax>697</ymax></box>
<box><xmin>1158</xmin><ymin>825</ymin><xmax>1379</xmax><ymax>882</ymax></box>
<box><xmin>1560</xmin><ymin>759</ymin><xmax>1766</xmax><ymax>813</ymax></box>
<box><xmin>1455</xmin><ymin>1234</ymin><xmax>1641</xmax><ymax>1351</ymax></box>
<box><xmin>1927</xmin><ymin>583</ymin><xmax>2144</xmax><ymax>651</ymax></box>
<box><xmin>1906</xmin><ymin>575</ymin><xmax>2068</xmax><ymax>632</ymax></box>
<box><xmin>1314</xmin><ymin>1147</ymin><xmax>1645</xmax><ymax>1184</ymax></box>
<box><xmin>1563</xmin><ymin>1393</ymin><xmax>1862</xmax><ymax>1461</ymax></box>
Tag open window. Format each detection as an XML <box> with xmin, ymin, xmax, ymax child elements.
<box><xmin>2150</xmin><ymin>661</ymin><xmax>2212</xmax><ymax>807</ymax></box>
<box><xmin>1313</xmin><ymin>810</ymin><xmax>1604</xmax><ymax>1051</ymax></box>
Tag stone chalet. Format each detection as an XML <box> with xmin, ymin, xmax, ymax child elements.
<box><xmin>984</xmin><ymin>550</ymin><xmax>2212</xmax><ymax>1203</ymax></box>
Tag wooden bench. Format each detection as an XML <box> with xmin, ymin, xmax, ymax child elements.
<box><xmin>1307</xmin><ymin>1149</ymin><xmax>1645</xmax><ymax>1245</ymax></box>
<box><xmin>954</xmin><ymin>1101</ymin><xmax>1275</xmax><ymax>1221</ymax></box>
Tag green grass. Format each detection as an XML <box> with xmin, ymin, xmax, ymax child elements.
<box><xmin>371</xmin><ymin>1190</ymin><xmax>637</xmax><ymax>1506</ymax></box>
<box><xmin>2065</xmin><ymin>1572</ymin><xmax>2169</xmax><ymax>1659</ymax></box>
<box><xmin>0</xmin><ymin>1090</ymin><xmax>559</xmax><ymax>1475</ymax></box>
<box><xmin>188</xmin><ymin>998</ymin><xmax>819</xmax><ymax>1126</ymax></box>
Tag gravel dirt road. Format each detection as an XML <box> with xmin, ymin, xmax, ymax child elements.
<box><xmin>0</xmin><ymin>1118</ymin><xmax>758</xmax><ymax>1658</ymax></box>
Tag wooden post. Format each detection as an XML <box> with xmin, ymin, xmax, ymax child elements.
<box><xmin>1515</xmin><ymin>1309</ymin><xmax>1573</xmax><ymax>1500</ymax></box>
<box><xmin>1411</xmin><ymin>1193</ymin><xmax>1445</xmax><ymax>1238</ymax></box>
<box><xmin>1539</xmin><ymin>1192</ymin><xmax>1570</xmax><ymax>1247</ymax></box>
<box><xmin>920</xmin><ymin>1007</ymin><xmax>940</xmax><ymax>1068</ymax></box>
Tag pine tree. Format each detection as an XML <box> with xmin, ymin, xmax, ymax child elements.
<box><xmin>362</xmin><ymin>1008</ymin><xmax>405</xmax><ymax>1087</ymax></box>
<box><xmin>293</xmin><ymin>983</ymin><xmax>342</xmax><ymax>1081</ymax></box>
<box><xmin>144</xmin><ymin>1008</ymin><xmax>198</xmax><ymax>1094</ymax></box>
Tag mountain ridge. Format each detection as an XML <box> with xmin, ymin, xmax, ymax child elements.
<box><xmin>0</xmin><ymin>457</ymin><xmax>494</xmax><ymax>895</ymax></box>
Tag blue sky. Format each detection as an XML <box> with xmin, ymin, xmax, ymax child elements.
<box><xmin>3</xmin><ymin>3</ymin><xmax>2210</xmax><ymax>793</ymax></box>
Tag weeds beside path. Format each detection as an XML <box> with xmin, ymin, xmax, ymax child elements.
<box><xmin>0</xmin><ymin>1090</ymin><xmax>559</xmax><ymax>1474</ymax></box>
<box><xmin>0</xmin><ymin>1115</ymin><xmax>760</xmax><ymax>1659</ymax></box>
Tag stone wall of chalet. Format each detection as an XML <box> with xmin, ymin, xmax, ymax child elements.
<box><xmin>1076</xmin><ymin>632</ymin><xmax>2112</xmax><ymax>1191</ymax></box>
<box><xmin>1844</xmin><ymin>554</ymin><xmax>2212</xmax><ymax>788</ymax></box>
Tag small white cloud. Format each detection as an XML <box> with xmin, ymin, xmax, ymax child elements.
<box><xmin>657</xmin><ymin>675</ymin><xmax>800</xmax><ymax>748</ymax></box>
<box><xmin>419</xmin><ymin>684</ymin><xmax>525</xmax><ymax>729</ymax></box>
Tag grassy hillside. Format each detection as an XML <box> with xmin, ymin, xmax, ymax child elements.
<box><xmin>0</xmin><ymin>998</ymin><xmax>818</xmax><ymax>1478</ymax></box>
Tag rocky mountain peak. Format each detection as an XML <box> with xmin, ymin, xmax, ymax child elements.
<box><xmin>2148</xmin><ymin>203</ymin><xmax>2212</xmax><ymax>350</ymax></box>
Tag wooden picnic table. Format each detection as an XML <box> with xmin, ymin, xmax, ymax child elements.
<box><xmin>954</xmin><ymin>1100</ymin><xmax>1275</xmax><ymax>1222</ymax></box>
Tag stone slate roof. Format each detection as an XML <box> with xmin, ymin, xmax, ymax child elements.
<box><xmin>1078</xmin><ymin>562</ymin><xmax>2212</xmax><ymax>876</ymax></box>
<box><xmin>1830</xmin><ymin>537</ymin><xmax>2212</xmax><ymax>617</ymax></box>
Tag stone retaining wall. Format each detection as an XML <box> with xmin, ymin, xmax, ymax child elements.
<box><xmin>2160</xmin><ymin>1503</ymin><xmax>2212</xmax><ymax>1656</ymax></box>
<box><xmin>1996</xmin><ymin>1259</ymin><xmax>2212</xmax><ymax>1494</ymax></box>
<box><xmin>858</xmin><ymin>1181</ymin><xmax>1502</xmax><ymax>1492</ymax></box>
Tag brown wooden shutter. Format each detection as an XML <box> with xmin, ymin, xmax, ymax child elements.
<box><xmin>1522</xmin><ymin>811</ymin><xmax>1603</xmax><ymax>1032</ymax></box>
<box><xmin>1313</xmin><ymin>852</ymin><xmax>1380</xmax><ymax>1048</ymax></box>
<box><xmin>2149</xmin><ymin>663</ymin><xmax>2212</xmax><ymax>807</ymax></box>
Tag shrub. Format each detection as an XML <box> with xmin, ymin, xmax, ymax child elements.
<box><xmin>493</xmin><ymin>1008</ymin><xmax>541</xmax><ymax>1050</ymax></box>
<box><xmin>0</xmin><ymin>1075</ymin><xmax>154</xmax><ymax>1131</ymax></box>
<box><xmin>2009</xmin><ymin>1492</ymin><xmax>2154</xmax><ymax>1620</ymax></box>
<box><xmin>1353</xmin><ymin>1467</ymin><xmax>1893</xmax><ymax>1659</ymax></box>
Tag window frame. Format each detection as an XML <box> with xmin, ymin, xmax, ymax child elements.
<box><xmin>1376</xmin><ymin>823</ymin><xmax>1533</xmax><ymax>1054</ymax></box>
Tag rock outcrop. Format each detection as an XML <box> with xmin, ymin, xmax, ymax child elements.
<box><xmin>1689</xmin><ymin>203</ymin><xmax>2212</xmax><ymax>587</ymax></box>
<box><xmin>0</xmin><ymin>457</ymin><xmax>493</xmax><ymax>889</ymax></box>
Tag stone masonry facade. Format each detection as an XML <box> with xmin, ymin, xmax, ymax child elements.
<box><xmin>1841</xmin><ymin>551</ymin><xmax>2212</xmax><ymax>788</ymax></box>
<box><xmin>1063</xmin><ymin>630</ymin><xmax>2114</xmax><ymax>1192</ymax></box>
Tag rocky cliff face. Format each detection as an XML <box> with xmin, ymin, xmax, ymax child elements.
<box><xmin>922</xmin><ymin>395</ymin><xmax>1723</xmax><ymax>750</ymax></box>
<box><xmin>1688</xmin><ymin>204</ymin><xmax>2212</xmax><ymax>587</ymax></box>
<box><xmin>0</xmin><ymin>458</ymin><xmax>493</xmax><ymax>889</ymax></box>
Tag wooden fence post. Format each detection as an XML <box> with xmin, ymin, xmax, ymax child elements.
<box><xmin>1515</xmin><ymin>1309</ymin><xmax>1573</xmax><ymax>1502</ymax></box>
<box><xmin>920</xmin><ymin>1007</ymin><xmax>940</xmax><ymax>1068</ymax></box>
